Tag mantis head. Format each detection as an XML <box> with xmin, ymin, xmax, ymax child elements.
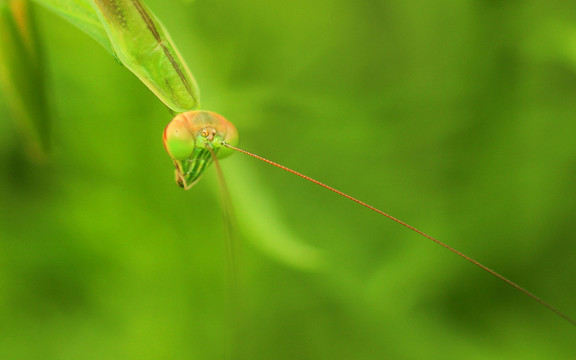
<box><xmin>163</xmin><ymin>110</ymin><xmax>238</xmax><ymax>189</ymax></box>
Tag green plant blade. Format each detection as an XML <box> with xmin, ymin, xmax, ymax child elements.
<box><xmin>0</xmin><ymin>0</ymin><xmax>50</xmax><ymax>160</ymax></box>
<box><xmin>30</xmin><ymin>0</ymin><xmax>109</xmax><ymax>48</ymax></box>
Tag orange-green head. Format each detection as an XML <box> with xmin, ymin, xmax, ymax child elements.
<box><xmin>163</xmin><ymin>110</ymin><xmax>239</xmax><ymax>189</ymax></box>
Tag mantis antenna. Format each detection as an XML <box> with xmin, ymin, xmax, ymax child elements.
<box><xmin>223</xmin><ymin>143</ymin><xmax>576</xmax><ymax>328</ymax></box>
<box><xmin>208</xmin><ymin>146</ymin><xmax>247</xmax><ymax>360</ymax></box>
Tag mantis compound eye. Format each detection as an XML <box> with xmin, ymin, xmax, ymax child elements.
<box><xmin>214</xmin><ymin>115</ymin><xmax>239</xmax><ymax>159</ymax></box>
<box><xmin>163</xmin><ymin>115</ymin><xmax>196</xmax><ymax>161</ymax></box>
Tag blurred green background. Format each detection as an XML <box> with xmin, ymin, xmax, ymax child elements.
<box><xmin>1</xmin><ymin>0</ymin><xmax>576</xmax><ymax>359</ymax></box>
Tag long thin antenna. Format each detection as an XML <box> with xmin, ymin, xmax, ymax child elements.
<box><xmin>208</xmin><ymin>147</ymin><xmax>246</xmax><ymax>359</ymax></box>
<box><xmin>208</xmin><ymin>148</ymin><xmax>239</xmax><ymax>298</ymax></box>
<box><xmin>224</xmin><ymin>143</ymin><xmax>576</xmax><ymax>328</ymax></box>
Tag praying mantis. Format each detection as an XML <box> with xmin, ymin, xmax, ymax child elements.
<box><xmin>1</xmin><ymin>0</ymin><xmax>576</xmax><ymax>359</ymax></box>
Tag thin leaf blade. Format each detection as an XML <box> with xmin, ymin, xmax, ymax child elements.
<box><xmin>31</xmin><ymin>0</ymin><xmax>110</xmax><ymax>49</ymax></box>
<box><xmin>0</xmin><ymin>0</ymin><xmax>50</xmax><ymax>160</ymax></box>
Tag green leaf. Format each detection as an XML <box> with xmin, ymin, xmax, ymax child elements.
<box><xmin>0</xmin><ymin>0</ymin><xmax>50</xmax><ymax>160</ymax></box>
<box><xmin>31</xmin><ymin>0</ymin><xmax>110</xmax><ymax>49</ymax></box>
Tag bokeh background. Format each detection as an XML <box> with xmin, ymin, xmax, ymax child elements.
<box><xmin>1</xmin><ymin>0</ymin><xmax>576</xmax><ymax>359</ymax></box>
